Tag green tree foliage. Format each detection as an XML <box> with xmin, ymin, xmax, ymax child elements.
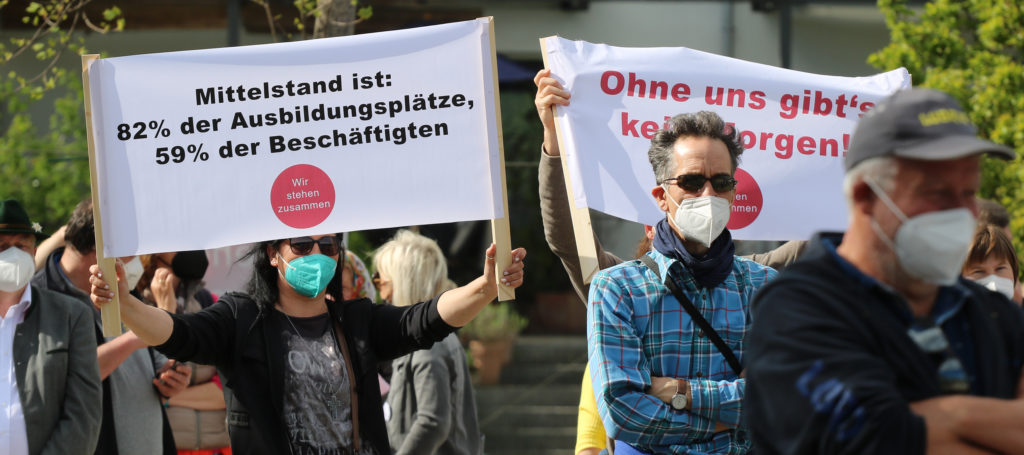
<box><xmin>1</xmin><ymin>0</ymin><xmax>123</xmax><ymax>100</ymax></box>
<box><xmin>869</xmin><ymin>0</ymin><xmax>1024</xmax><ymax>239</ymax></box>
<box><xmin>0</xmin><ymin>69</ymin><xmax>92</xmax><ymax>229</ymax></box>
<box><xmin>251</xmin><ymin>0</ymin><xmax>371</xmax><ymax>42</ymax></box>
<box><xmin>0</xmin><ymin>0</ymin><xmax>123</xmax><ymax>229</ymax></box>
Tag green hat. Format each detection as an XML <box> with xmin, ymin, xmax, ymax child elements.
<box><xmin>0</xmin><ymin>199</ymin><xmax>46</xmax><ymax>241</ymax></box>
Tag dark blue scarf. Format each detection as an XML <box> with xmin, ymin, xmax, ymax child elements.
<box><xmin>652</xmin><ymin>218</ymin><xmax>735</xmax><ymax>289</ymax></box>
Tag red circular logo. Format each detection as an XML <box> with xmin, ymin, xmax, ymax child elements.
<box><xmin>727</xmin><ymin>168</ymin><xmax>763</xmax><ymax>230</ymax></box>
<box><xmin>270</xmin><ymin>164</ymin><xmax>335</xmax><ymax>229</ymax></box>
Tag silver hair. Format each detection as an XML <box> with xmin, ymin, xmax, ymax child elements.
<box><xmin>372</xmin><ymin>230</ymin><xmax>448</xmax><ymax>307</ymax></box>
<box><xmin>843</xmin><ymin>156</ymin><xmax>898</xmax><ymax>207</ymax></box>
<box><xmin>648</xmin><ymin>111</ymin><xmax>744</xmax><ymax>183</ymax></box>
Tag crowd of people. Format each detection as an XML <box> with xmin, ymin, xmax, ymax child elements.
<box><xmin>1</xmin><ymin>189</ymin><xmax>524</xmax><ymax>455</ymax></box>
<box><xmin>1</xmin><ymin>64</ymin><xmax>1022</xmax><ymax>455</ymax></box>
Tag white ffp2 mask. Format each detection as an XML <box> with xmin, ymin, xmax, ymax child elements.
<box><xmin>973</xmin><ymin>274</ymin><xmax>1015</xmax><ymax>300</ymax></box>
<box><xmin>663</xmin><ymin>189</ymin><xmax>731</xmax><ymax>248</ymax></box>
<box><xmin>866</xmin><ymin>178</ymin><xmax>975</xmax><ymax>286</ymax></box>
<box><xmin>122</xmin><ymin>257</ymin><xmax>144</xmax><ymax>291</ymax></box>
<box><xmin>0</xmin><ymin>247</ymin><xmax>35</xmax><ymax>293</ymax></box>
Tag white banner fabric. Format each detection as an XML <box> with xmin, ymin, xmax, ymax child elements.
<box><xmin>89</xmin><ymin>19</ymin><xmax>504</xmax><ymax>257</ymax></box>
<box><xmin>543</xmin><ymin>37</ymin><xmax>911</xmax><ymax>240</ymax></box>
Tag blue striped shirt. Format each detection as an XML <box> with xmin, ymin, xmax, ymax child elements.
<box><xmin>588</xmin><ymin>248</ymin><xmax>777</xmax><ymax>454</ymax></box>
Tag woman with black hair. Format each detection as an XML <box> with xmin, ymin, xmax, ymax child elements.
<box><xmin>89</xmin><ymin>234</ymin><xmax>526</xmax><ymax>455</ymax></box>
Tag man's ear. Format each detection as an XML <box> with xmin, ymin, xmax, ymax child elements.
<box><xmin>652</xmin><ymin>185</ymin><xmax>671</xmax><ymax>213</ymax></box>
<box><xmin>849</xmin><ymin>178</ymin><xmax>876</xmax><ymax>216</ymax></box>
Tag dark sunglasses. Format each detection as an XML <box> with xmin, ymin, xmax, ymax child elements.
<box><xmin>661</xmin><ymin>174</ymin><xmax>737</xmax><ymax>193</ymax></box>
<box><xmin>286</xmin><ymin>236</ymin><xmax>341</xmax><ymax>256</ymax></box>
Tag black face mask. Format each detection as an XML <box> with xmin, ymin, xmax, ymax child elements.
<box><xmin>171</xmin><ymin>250</ymin><xmax>209</xmax><ymax>281</ymax></box>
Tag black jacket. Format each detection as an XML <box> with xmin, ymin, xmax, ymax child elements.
<box><xmin>31</xmin><ymin>247</ymin><xmax>176</xmax><ymax>455</ymax></box>
<box><xmin>745</xmin><ymin>234</ymin><xmax>1024</xmax><ymax>455</ymax></box>
<box><xmin>156</xmin><ymin>292</ymin><xmax>455</xmax><ymax>455</ymax></box>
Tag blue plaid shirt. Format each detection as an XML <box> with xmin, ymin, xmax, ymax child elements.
<box><xmin>588</xmin><ymin>248</ymin><xmax>777</xmax><ymax>454</ymax></box>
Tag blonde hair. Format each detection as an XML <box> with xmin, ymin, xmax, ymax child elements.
<box><xmin>372</xmin><ymin>230</ymin><xmax>448</xmax><ymax>307</ymax></box>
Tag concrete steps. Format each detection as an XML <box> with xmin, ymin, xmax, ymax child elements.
<box><xmin>475</xmin><ymin>335</ymin><xmax>589</xmax><ymax>455</ymax></box>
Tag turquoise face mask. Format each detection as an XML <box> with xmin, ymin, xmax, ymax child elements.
<box><xmin>278</xmin><ymin>253</ymin><xmax>338</xmax><ymax>298</ymax></box>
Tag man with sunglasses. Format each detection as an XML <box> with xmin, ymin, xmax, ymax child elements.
<box><xmin>565</xmin><ymin>108</ymin><xmax>776</xmax><ymax>454</ymax></box>
<box><xmin>745</xmin><ymin>89</ymin><xmax>1024</xmax><ymax>454</ymax></box>
<box><xmin>535</xmin><ymin>68</ymin><xmax>804</xmax><ymax>455</ymax></box>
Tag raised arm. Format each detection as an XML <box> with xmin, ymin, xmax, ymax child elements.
<box><xmin>535</xmin><ymin>69</ymin><xmax>622</xmax><ymax>302</ymax></box>
<box><xmin>534</xmin><ymin>68</ymin><xmax>568</xmax><ymax>158</ymax></box>
<box><xmin>33</xmin><ymin>225</ymin><xmax>66</xmax><ymax>271</ymax></box>
<box><xmin>435</xmin><ymin>244</ymin><xmax>525</xmax><ymax>327</ymax></box>
<box><xmin>89</xmin><ymin>261</ymin><xmax>174</xmax><ymax>346</ymax></box>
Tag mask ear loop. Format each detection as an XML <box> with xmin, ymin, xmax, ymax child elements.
<box><xmin>661</xmin><ymin>184</ymin><xmax>685</xmax><ymax>231</ymax></box>
<box><xmin>863</xmin><ymin>176</ymin><xmax>908</xmax><ymax>254</ymax></box>
<box><xmin>661</xmin><ymin>184</ymin><xmax>682</xmax><ymax>208</ymax></box>
<box><xmin>280</xmin><ymin>253</ymin><xmax>299</xmax><ymax>270</ymax></box>
<box><xmin>863</xmin><ymin>177</ymin><xmax>909</xmax><ymax>223</ymax></box>
<box><xmin>276</xmin><ymin>252</ymin><xmax>296</xmax><ymax>284</ymax></box>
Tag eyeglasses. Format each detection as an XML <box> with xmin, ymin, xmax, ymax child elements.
<box><xmin>286</xmin><ymin>236</ymin><xmax>341</xmax><ymax>256</ymax></box>
<box><xmin>661</xmin><ymin>174</ymin><xmax>737</xmax><ymax>193</ymax></box>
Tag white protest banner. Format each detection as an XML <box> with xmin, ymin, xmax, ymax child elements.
<box><xmin>87</xmin><ymin>19</ymin><xmax>508</xmax><ymax>260</ymax></box>
<box><xmin>542</xmin><ymin>37</ymin><xmax>910</xmax><ymax>242</ymax></box>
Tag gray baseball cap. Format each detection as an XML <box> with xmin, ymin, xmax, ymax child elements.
<box><xmin>845</xmin><ymin>88</ymin><xmax>1015</xmax><ymax>171</ymax></box>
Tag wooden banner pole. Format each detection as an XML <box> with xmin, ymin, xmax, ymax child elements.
<box><xmin>82</xmin><ymin>54</ymin><xmax>123</xmax><ymax>337</ymax></box>
<box><xmin>538</xmin><ymin>37</ymin><xmax>601</xmax><ymax>285</ymax></box>
<box><xmin>486</xmin><ymin>18</ymin><xmax>515</xmax><ymax>302</ymax></box>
